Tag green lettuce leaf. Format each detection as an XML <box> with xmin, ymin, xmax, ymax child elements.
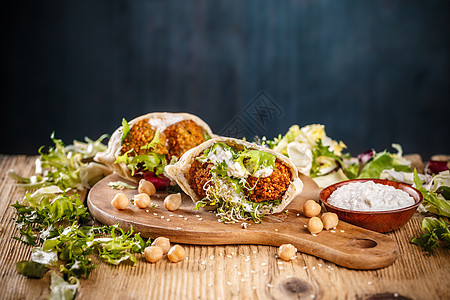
<box><xmin>49</xmin><ymin>272</ymin><xmax>79</xmax><ymax>300</ymax></box>
<box><xmin>357</xmin><ymin>151</ymin><xmax>411</xmax><ymax>179</ymax></box>
<box><xmin>121</xmin><ymin>118</ymin><xmax>131</xmax><ymax>144</ymax></box>
<box><xmin>411</xmin><ymin>217</ymin><xmax>450</xmax><ymax>254</ymax></box>
<box><xmin>413</xmin><ymin>169</ymin><xmax>450</xmax><ymax>217</ymax></box>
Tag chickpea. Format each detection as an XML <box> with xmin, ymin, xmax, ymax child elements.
<box><xmin>277</xmin><ymin>244</ymin><xmax>297</xmax><ymax>261</ymax></box>
<box><xmin>303</xmin><ymin>200</ymin><xmax>321</xmax><ymax>218</ymax></box>
<box><xmin>321</xmin><ymin>212</ymin><xmax>339</xmax><ymax>230</ymax></box>
<box><xmin>134</xmin><ymin>193</ymin><xmax>151</xmax><ymax>209</ymax></box>
<box><xmin>151</xmin><ymin>237</ymin><xmax>171</xmax><ymax>254</ymax></box>
<box><xmin>164</xmin><ymin>193</ymin><xmax>182</xmax><ymax>211</ymax></box>
<box><xmin>308</xmin><ymin>217</ymin><xmax>323</xmax><ymax>234</ymax></box>
<box><xmin>111</xmin><ymin>193</ymin><xmax>129</xmax><ymax>210</ymax></box>
<box><xmin>144</xmin><ymin>246</ymin><xmax>163</xmax><ymax>263</ymax></box>
<box><xmin>167</xmin><ymin>245</ymin><xmax>186</xmax><ymax>263</ymax></box>
<box><xmin>138</xmin><ymin>179</ymin><xmax>156</xmax><ymax>196</ymax></box>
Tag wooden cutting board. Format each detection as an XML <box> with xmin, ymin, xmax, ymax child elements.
<box><xmin>87</xmin><ymin>174</ymin><xmax>398</xmax><ymax>270</ymax></box>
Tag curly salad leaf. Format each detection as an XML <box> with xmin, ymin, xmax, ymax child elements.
<box><xmin>13</xmin><ymin>191</ymin><xmax>151</xmax><ymax>279</ymax></box>
<box><xmin>7</xmin><ymin>133</ymin><xmax>109</xmax><ymax>191</ymax></box>
<box><xmin>266</xmin><ymin>124</ymin><xmax>346</xmax><ymax>178</ymax></box>
<box><xmin>411</xmin><ymin>217</ymin><xmax>450</xmax><ymax>254</ymax></box>
<box><xmin>115</xmin><ymin>129</ymin><xmax>168</xmax><ymax>176</ymax></box>
<box><xmin>413</xmin><ymin>170</ymin><xmax>450</xmax><ymax>218</ymax></box>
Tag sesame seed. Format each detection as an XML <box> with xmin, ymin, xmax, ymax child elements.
<box><xmin>312</xmin><ymin>267</ymin><xmax>316</xmax><ymax>270</ymax></box>
<box><xmin>274</xmin><ymin>229</ymin><xmax>278</xmax><ymax>232</ymax></box>
<box><xmin>184</xmin><ymin>218</ymin><xmax>188</xmax><ymax>221</ymax></box>
<box><xmin>226</xmin><ymin>255</ymin><xmax>232</xmax><ymax>258</ymax></box>
<box><xmin>312</xmin><ymin>234</ymin><xmax>317</xmax><ymax>237</ymax></box>
<box><xmin>340</xmin><ymin>230</ymin><xmax>345</xmax><ymax>232</ymax></box>
<box><xmin>178</xmin><ymin>215</ymin><xmax>183</xmax><ymax>217</ymax></box>
<box><xmin>166</xmin><ymin>219</ymin><xmax>171</xmax><ymax>221</ymax></box>
<box><xmin>198</xmin><ymin>218</ymin><xmax>203</xmax><ymax>221</ymax></box>
<box><xmin>253</xmin><ymin>250</ymin><xmax>257</xmax><ymax>254</ymax></box>
<box><xmin>267</xmin><ymin>284</ymin><xmax>273</xmax><ymax>288</ymax></box>
<box><xmin>226</xmin><ymin>282</ymin><xmax>232</xmax><ymax>286</ymax></box>
<box><xmin>161</xmin><ymin>216</ymin><xmax>165</xmax><ymax>219</ymax></box>
<box><xmin>261</xmin><ymin>263</ymin><xmax>267</xmax><ymax>266</ymax></box>
<box><xmin>330</xmin><ymin>230</ymin><xmax>336</xmax><ymax>233</ymax></box>
<box><xmin>169</xmin><ymin>214</ymin><xmax>174</xmax><ymax>217</ymax></box>
<box><xmin>153</xmin><ymin>213</ymin><xmax>158</xmax><ymax>216</ymax></box>
<box><xmin>318</xmin><ymin>264</ymin><xmax>322</xmax><ymax>267</ymax></box>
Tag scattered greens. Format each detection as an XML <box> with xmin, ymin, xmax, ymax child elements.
<box><xmin>108</xmin><ymin>181</ymin><xmax>136</xmax><ymax>190</ymax></box>
<box><xmin>411</xmin><ymin>217</ymin><xmax>450</xmax><ymax>254</ymax></box>
<box><xmin>16</xmin><ymin>261</ymin><xmax>50</xmax><ymax>279</ymax></box>
<box><xmin>49</xmin><ymin>272</ymin><xmax>80</xmax><ymax>300</ymax></box>
<box><xmin>7</xmin><ymin>133</ymin><xmax>109</xmax><ymax>191</ymax></box>
<box><xmin>413</xmin><ymin>170</ymin><xmax>450</xmax><ymax>218</ymax></box>
<box><xmin>9</xmin><ymin>133</ymin><xmax>153</xmax><ymax>299</ymax></box>
<box><xmin>411</xmin><ymin>170</ymin><xmax>450</xmax><ymax>253</ymax></box>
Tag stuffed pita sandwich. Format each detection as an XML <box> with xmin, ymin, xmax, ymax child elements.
<box><xmin>165</xmin><ymin>137</ymin><xmax>303</xmax><ymax>222</ymax></box>
<box><xmin>95</xmin><ymin>112</ymin><xmax>214</xmax><ymax>188</ymax></box>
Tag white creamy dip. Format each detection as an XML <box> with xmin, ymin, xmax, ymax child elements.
<box><xmin>327</xmin><ymin>181</ymin><xmax>415</xmax><ymax>211</ymax></box>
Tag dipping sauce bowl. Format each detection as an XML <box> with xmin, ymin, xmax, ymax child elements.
<box><xmin>319</xmin><ymin>179</ymin><xmax>423</xmax><ymax>233</ymax></box>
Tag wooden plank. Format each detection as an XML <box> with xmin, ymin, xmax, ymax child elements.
<box><xmin>0</xmin><ymin>155</ymin><xmax>449</xmax><ymax>299</ymax></box>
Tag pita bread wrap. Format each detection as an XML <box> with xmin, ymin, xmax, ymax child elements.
<box><xmin>94</xmin><ymin>112</ymin><xmax>214</xmax><ymax>183</ymax></box>
<box><xmin>165</xmin><ymin>137</ymin><xmax>303</xmax><ymax>221</ymax></box>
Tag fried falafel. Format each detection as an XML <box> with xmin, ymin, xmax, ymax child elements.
<box><xmin>164</xmin><ymin>120</ymin><xmax>206</xmax><ymax>158</ymax></box>
<box><xmin>244</xmin><ymin>159</ymin><xmax>292</xmax><ymax>203</ymax></box>
<box><xmin>188</xmin><ymin>159</ymin><xmax>213</xmax><ymax>199</ymax></box>
<box><xmin>121</xmin><ymin>118</ymin><xmax>168</xmax><ymax>156</ymax></box>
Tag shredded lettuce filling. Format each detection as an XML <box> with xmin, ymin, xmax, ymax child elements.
<box><xmin>115</xmin><ymin>130</ymin><xmax>168</xmax><ymax>176</ymax></box>
<box><xmin>194</xmin><ymin>143</ymin><xmax>283</xmax><ymax>223</ymax></box>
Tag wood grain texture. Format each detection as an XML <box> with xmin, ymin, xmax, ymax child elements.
<box><xmin>88</xmin><ymin>174</ymin><xmax>398</xmax><ymax>270</ymax></box>
<box><xmin>0</xmin><ymin>155</ymin><xmax>449</xmax><ymax>300</ymax></box>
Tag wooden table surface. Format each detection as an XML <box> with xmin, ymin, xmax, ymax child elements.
<box><xmin>0</xmin><ymin>154</ymin><xmax>449</xmax><ymax>300</ymax></box>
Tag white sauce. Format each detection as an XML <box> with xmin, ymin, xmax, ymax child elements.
<box><xmin>254</xmin><ymin>166</ymin><xmax>273</xmax><ymax>178</ymax></box>
<box><xmin>202</xmin><ymin>145</ymin><xmax>273</xmax><ymax>179</ymax></box>
<box><xmin>227</xmin><ymin>161</ymin><xmax>248</xmax><ymax>178</ymax></box>
<box><xmin>327</xmin><ymin>181</ymin><xmax>415</xmax><ymax>211</ymax></box>
<box><xmin>147</xmin><ymin>115</ymin><xmax>185</xmax><ymax>130</ymax></box>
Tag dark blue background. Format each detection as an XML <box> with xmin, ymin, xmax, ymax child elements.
<box><xmin>3</xmin><ymin>1</ymin><xmax>449</xmax><ymax>160</ymax></box>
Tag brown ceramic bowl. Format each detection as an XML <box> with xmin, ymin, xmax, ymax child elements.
<box><xmin>319</xmin><ymin>179</ymin><xmax>423</xmax><ymax>233</ymax></box>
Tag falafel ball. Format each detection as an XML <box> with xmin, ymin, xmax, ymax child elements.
<box><xmin>244</xmin><ymin>159</ymin><xmax>292</xmax><ymax>203</ymax></box>
<box><xmin>121</xmin><ymin>118</ymin><xmax>168</xmax><ymax>156</ymax></box>
<box><xmin>164</xmin><ymin>120</ymin><xmax>206</xmax><ymax>159</ymax></box>
<box><xmin>188</xmin><ymin>159</ymin><xmax>213</xmax><ymax>199</ymax></box>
